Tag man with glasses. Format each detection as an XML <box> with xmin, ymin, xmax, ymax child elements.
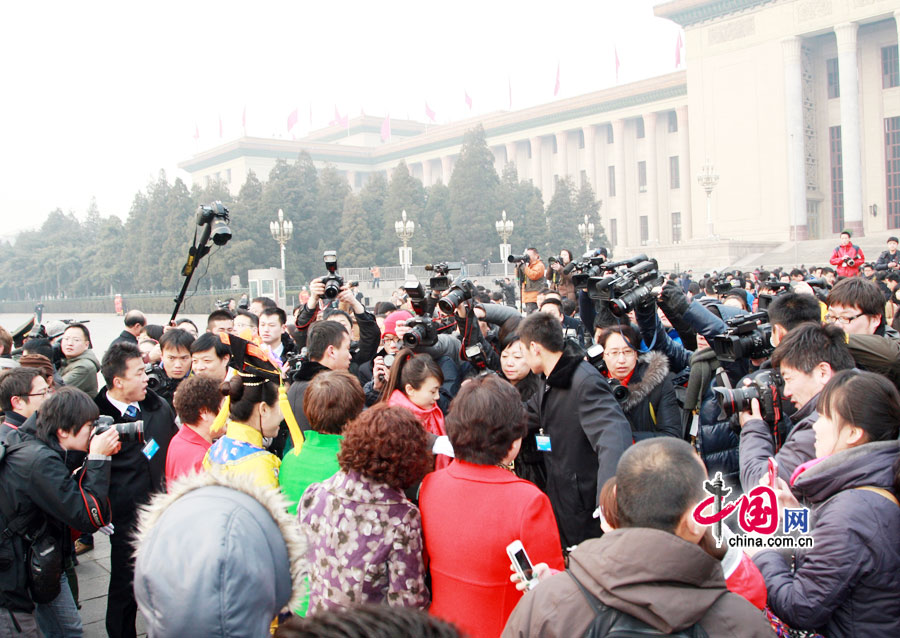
<box><xmin>0</xmin><ymin>368</ymin><xmax>49</xmax><ymax>441</ymax></box>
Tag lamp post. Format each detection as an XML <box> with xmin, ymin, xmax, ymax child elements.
<box><xmin>269</xmin><ymin>208</ymin><xmax>293</xmax><ymax>271</ymax></box>
<box><xmin>577</xmin><ymin>214</ymin><xmax>595</xmax><ymax>253</ymax></box>
<box><xmin>697</xmin><ymin>159</ymin><xmax>720</xmax><ymax>239</ymax></box>
<box><xmin>394</xmin><ymin>209</ymin><xmax>415</xmax><ymax>278</ymax></box>
<box><xmin>495</xmin><ymin>210</ymin><xmax>514</xmax><ymax>276</ymax></box>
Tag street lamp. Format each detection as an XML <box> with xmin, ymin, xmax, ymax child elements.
<box><xmin>697</xmin><ymin>159</ymin><xmax>720</xmax><ymax>239</ymax></box>
<box><xmin>269</xmin><ymin>208</ymin><xmax>293</xmax><ymax>271</ymax></box>
<box><xmin>495</xmin><ymin>210</ymin><xmax>514</xmax><ymax>276</ymax></box>
<box><xmin>394</xmin><ymin>209</ymin><xmax>415</xmax><ymax>277</ymax></box>
<box><xmin>577</xmin><ymin>214</ymin><xmax>595</xmax><ymax>253</ymax></box>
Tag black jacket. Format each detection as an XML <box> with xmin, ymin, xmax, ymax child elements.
<box><xmin>617</xmin><ymin>352</ymin><xmax>682</xmax><ymax>440</ymax></box>
<box><xmin>525</xmin><ymin>343</ymin><xmax>632</xmax><ymax>547</ymax></box>
<box><xmin>875</xmin><ymin>249</ymin><xmax>900</xmax><ymax>271</ymax></box>
<box><xmin>294</xmin><ymin>305</ymin><xmax>381</xmax><ymax>370</ymax></box>
<box><xmin>0</xmin><ymin>416</ymin><xmax>112</xmax><ymax>612</ymax></box>
<box><xmin>109</xmin><ymin>330</ymin><xmax>138</xmax><ymax>349</ymax></box>
<box><xmin>286</xmin><ymin>360</ymin><xmax>330</xmax><ymax>432</ymax></box>
<box><xmin>94</xmin><ymin>388</ymin><xmax>177</xmax><ymax>523</ymax></box>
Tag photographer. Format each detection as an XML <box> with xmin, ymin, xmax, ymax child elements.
<box><xmin>738</xmin><ymin>322</ymin><xmax>854</xmax><ymax>492</ymax></box>
<box><xmin>0</xmin><ymin>388</ymin><xmax>120</xmax><ymax>637</ymax></box>
<box><xmin>829</xmin><ymin>229</ymin><xmax>865</xmax><ymax>278</ymax></box>
<box><xmin>548</xmin><ymin>249</ymin><xmax>576</xmax><ymax>302</ymax></box>
<box><xmin>153</xmin><ymin>328</ymin><xmax>194</xmax><ymax>409</ymax></box>
<box><xmin>495</xmin><ymin>277</ymin><xmax>517</xmax><ymax>307</ymax></box>
<box><xmin>875</xmin><ymin>236</ymin><xmax>900</xmax><ymax>271</ymax></box>
<box><xmin>516</xmin><ymin>248</ymin><xmax>546</xmax><ymax>313</ymax></box>
<box><xmin>94</xmin><ymin>342</ymin><xmax>178</xmax><ymax>638</ymax></box>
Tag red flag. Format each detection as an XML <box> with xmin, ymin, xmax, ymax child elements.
<box><xmin>380</xmin><ymin>114</ymin><xmax>391</xmax><ymax>142</ymax></box>
<box><xmin>287</xmin><ymin>108</ymin><xmax>299</xmax><ymax>131</ymax></box>
<box><xmin>675</xmin><ymin>32</ymin><xmax>683</xmax><ymax>67</ymax></box>
<box><xmin>425</xmin><ymin>102</ymin><xmax>436</xmax><ymax>122</ymax></box>
<box><xmin>465</xmin><ymin>90</ymin><xmax>472</xmax><ymax>110</ymax></box>
<box><xmin>554</xmin><ymin>62</ymin><xmax>560</xmax><ymax>96</ymax></box>
<box><xmin>218</xmin><ymin>114</ymin><xmax>223</xmax><ymax>138</ymax></box>
<box><xmin>615</xmin><ymin>47</ymin><xmax>621</xmax><ymax>82</ymax></box>
<box><xmin>332</xmin><ymin>106</ymin><xmax>349</xmax><ymax>129</ymax></box>
<box><xmin>242</xmin><ymin>106</ymin><xmax>247</xmax><ymax>135</ymax></box>
<box><xmin>193</xmin><ymin>123</ymin><xmax>199</xmax><ymax>141</ymax></box>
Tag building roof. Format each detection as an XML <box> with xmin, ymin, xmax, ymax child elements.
<box><xmin>654</xmin><ymin>0</ymin><xmax>779</xmax><ymax>27</ymax></box>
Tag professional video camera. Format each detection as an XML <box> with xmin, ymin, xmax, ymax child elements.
<box><xmin>93</xmin><ymin>415</ymin><xmax>144</xmax><ymax>443</ymax></box>
<box><xmin>507</xmin><ymin>253</ymin><xmax>532</xmax><ymax>265</ymax></box>
<box><xmin>710</xmin><ymin>311</ymin><xmax>773</xmax><ymax>363</ymax></box>
<box><xmin>607</xmin><ymin>259</ymin><xmax>664</xmax><ymax>317</ymax></box>
<box><xmin>585</xmin><ymin>344</ymin><xmax>629</xmax><ymax>403</ymax></box>
<box><xmin>401</xmin><ymin>279</ymin><xmax>455</xmax><ymax>348</ymax></box>
<box><xmin>424</xmin><ymin>262</ymin><xmax>460</xmax><ymax>292</ymax></box>
<box><xmin>713</xmin><ymin>369</ymin><xmax>784</xmax><ymax>429</ymax></box>
<box><xmin>437</xmin><ymin>277</ymin><xmax>477</xmax><ymax>315</ymax></box>
<box><xmin>282</xmin><ymin>348</ymin><xmax>309</xmax><ymax>384</ymax></box>
<box><xmin>322</xmin><ymin>251</ymin><xmax>345</xmax><ymax>299</ymax></box>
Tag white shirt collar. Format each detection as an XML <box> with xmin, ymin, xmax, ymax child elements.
<box><xmin>106</xmin><ymin>393</ymin><xmax>140</xmax><ymax>417</ymax></box>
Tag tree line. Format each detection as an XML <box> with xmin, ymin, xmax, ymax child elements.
<box><xmin>0</xmin><ymin>125</ymin><xmax>608</xmax><ymax>300</ymax></box>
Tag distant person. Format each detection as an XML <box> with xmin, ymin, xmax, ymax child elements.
<box><xmin>206</xmin><ymin>309</ymin><xmax>234</xmax><ymax>335</ymax></box>
<box><xmin>174</xmin><ymin>318</ymin><xmax>199</xmax><ymax>338</ymax></box>
<box><xmin>875</xmin><ymin>236</ymin><xmax>900</xmax><ymax>271</ymax></box>
<box><xmin>829</xmin><ymin>230</ymin><xmax>864</xmax><ymax>278</ymax></box>
<box><xmin>249</xmin><ymin>297</ymin><xmax>277</xmax><ymax>316</ymax></box>
<box><xmin>259</xmin><ymin>307</ymin><xmax>293</xmax><ymax>362</ymax></box>
<box><xmin>110</xmin><ymin>310</ymin><xmax>146</xmax><ymax>348</ymax></box>
<box><xmin>370</xmin><ymin>266</ymin><xmax>381</xmax><ymax>288</ymax></box>
<box><xmin>233</xmin><ymin>309</ymin><xmax>259</xmax><ymax>339</ymax></box>
<box><xmin>59</xmin><ymin>323</ymin><xmax>101</xmax><ymax>396</ymax></box>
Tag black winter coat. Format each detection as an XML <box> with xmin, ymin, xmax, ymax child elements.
<box><xmin>0</xmin><ymin>417</ymin><xmax>112</xmax><ymax>612</ymax></box>
<box><xmin>94</xmin><ymin>388</ymin><xmax>177</xmax><ymax>525</ymax></box>
<box><xmin>754</xmin><ymin>441</ymin><xmax>900</xmax><ymax>637</ymax></box>
<box><xmin>525</xmin><ymin>343</ymin><xmax>632</xmax><ymax>547</ymax></box>
<box><xmin>616</xmin><ymin>352</ymin><xmax>682</xmax><ymax>441</ymax></box>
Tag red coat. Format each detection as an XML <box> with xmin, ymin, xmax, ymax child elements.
<box><xmin>419</xmin><ymin>461</ymin><xmax>564</xmax><ymax>638</ymax></box>
<box><xmin>830</xmin><ymin>243</ymin><xmax>865</xmax><ymax>278</ymax></box>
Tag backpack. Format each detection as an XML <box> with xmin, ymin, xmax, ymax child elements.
<box><xmin>567</xmin><ymin>569</ymin><xmax>709</xmax><ymax>638</ymax></box>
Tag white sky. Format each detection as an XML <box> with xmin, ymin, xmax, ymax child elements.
<box><xmin>0</xmin><ymin>0</ymin><xmax>682</xmax><ymax>239</ymax></box>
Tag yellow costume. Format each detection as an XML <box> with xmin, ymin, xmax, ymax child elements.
<box><xmin>203</xmin><ymin>421</ymin><xmax>280</xmax><ymax>489</ymax></box>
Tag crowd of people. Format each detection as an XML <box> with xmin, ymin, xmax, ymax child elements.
<box><xmin>1</xmin><ymin>234</ymin><xmax>900</xmax><ymax>637</ymax></box>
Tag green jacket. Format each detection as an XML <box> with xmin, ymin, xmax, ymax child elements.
<box><xmin>279</xmin><ymin>430</ymin><xmax>342</xmax><ymax>516</ymax></box>
<box><xmin>59</xmin><ymin>349</ymin><xmax>100</xmax><ymax>396</ymax></box>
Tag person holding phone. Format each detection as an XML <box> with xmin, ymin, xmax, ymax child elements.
<box><xmin>419</xmin><ymin>375</ymin><xmax>564</xmax><ymax>638</ymax></box>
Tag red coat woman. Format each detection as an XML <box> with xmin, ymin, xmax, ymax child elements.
<box><xmin>419</xmin><ymin>376</ymin><xmax>564</xmax><ymax>638</ymax></box>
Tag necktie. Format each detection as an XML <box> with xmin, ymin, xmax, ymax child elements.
<box><xmin>125</xmin><ymin>405</ymin><xmax>140</xmax><ymax>419</ymax></box>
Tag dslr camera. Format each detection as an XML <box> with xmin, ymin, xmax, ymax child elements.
<box><xmin>507</xmin><ymin>253</ymin><xmax>532</xmax><ymax>265</ymax></box>
<box><xmin>437</xmin><ymin>277</ymin><xmax>477</xmax><ymax>315</ymax></box>
<box><xmin>400</xmin><ymin>279</ymin><xmax>454</xmax><ymax>348</ymax></box>
<box><xmin>93</xmin><ymin>415</ymin><xmax>144</xmax><ymax>443</ymax></box>
<box><xmin>196</xmin><ymin>201</ymin><xmax>232</xmax><ymax>247</ymax></box>
<box><xmin>145</xmin><ymin>364</ymin><xmax>169</xmax><ymax>394</ymax></box>
<box><xmin>713</xmin><ymin>369</ymin><xmax>784</xmax><ymax>430</ymax></box>
<box><xmin>322</xmin><ymin>251</ymin><xmax>344</xmax><ymax>299</ymax></box>
<box><xmin>710</xmin><ymin>311</ymin><xmax>773</xmax><ymax>363</ymax></box>
<box><xmin>585</xmin><ymin>344</ymin><xmax>629</xmax><ymax>403</ymax></box>
<box><xmin>842</xmin><ymin>256</ymin><xmax>856</xmax><ymax>268</ymax></box>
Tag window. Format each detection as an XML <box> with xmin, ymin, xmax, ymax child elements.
<box><xmin>669</xmin><ymin>156</ymin><xmax>680</xmax><ymax>189</ymax></box>
<box><xmin>607</xmin><ymin>125</ymin><xmax>614</xmax><ymax>144</ymax></box>
<box><xmin>639</xmin><ymin>216</ymin><xmax>649</xmax><ymax>245</ymax></box>
<box><xmin>883</xmin><ymin>45</ymin><xmax>899</xmax><ymax>89</ymax></box>
<box><xmin>827</xmin><ymin>58</ymin><xmax>840</xmax><ymax>99</ymax></box>
<box><xmin>636</xmin><ymin>118</ymin><xmax>645</xmax><ymax>139</ymax></box>
<box><xmin>610</xmin><ymin>219</ymin><xmax>618</xmax><ymax>247</ymax></box>
<box><xmin>887</xmin><ymin>117</ymin><xmax>900</xmax><ymax>229</ymax></box>
<box><xmin>608</xmin><ymin>166</ymin><xmax>616</xmax><ymax>197</ymax></box>
<box><xmin>830</xmin><ymin>126</ymin><xmax>844</xmax><ymax>233</ymax></box>
<box><xmin>671</xmin><ymin>212</ymin><xmax>682</xmax><ymax>243</ymax></box>
<box><xmin>638</xmin><ymin>161</ymin><xmax>647</xmax><ymax>192</ymax></box>
<box><xmin>578</xmin><ymin>130</ymin><xmax>585</xmax><ymax>149</ymax></box>
<box><xmin>668</xmin><ymin>111</ymin><xmax>678</xmax><ymax>133</ymax></box>
<box><xmin>580</xmin><ymin>170</ymin><xmax>587</xmax><ymax>187</ymax></box>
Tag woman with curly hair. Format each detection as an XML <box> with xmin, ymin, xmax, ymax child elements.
<box><xmin>297</xmin><ymin>404</ymin><xmax>432</xmax><ymax>614</ymax></box>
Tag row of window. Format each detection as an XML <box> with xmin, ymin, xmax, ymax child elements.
<box><xmin>607</xmin><ymin>212</ymin><xmax>684</xmax><ymax>247</ymax></box>
<box><xmin>603</xmin><ymin>156</ymin><xmax>681</xmax><ymax>196</ymax></box>
<box><xmin>827</xmin><ymin>45</ymin><xmax>899</xmax><ymax>98</ymax></box>
<box><xmin>545</xmin><ymin>111</ymin><xmax>680</xmax><ymax>153</ymax></box>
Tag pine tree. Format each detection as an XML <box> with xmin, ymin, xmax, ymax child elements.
<box><xmin>380</xmin><ymin>162</ymin><xmax>425</xmax><ymax>265</ymax></box>
<box><xmin>574</xmin><ymin>181</ymin><xmax>609</xmax><ymax>253</ymax></box>
<box><xmin>447</xmin><ymin>125</ymin><xmax>500</xmax><ymax>260</ymax></box>
<box><xmin>339</xmin><ymin>193</ymin><xmax>375</xmax><ymax>267</ymax></box>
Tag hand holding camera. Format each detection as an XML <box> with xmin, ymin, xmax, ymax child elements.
<box><xmin>90</xmin><ymin>426</ymin><xmax>121</xmax><ymax>456</ymax></box>
<box><xmin>308</xmin><ymin>278</ymin><xmax>326</xmax><ymax>308</ymax></box>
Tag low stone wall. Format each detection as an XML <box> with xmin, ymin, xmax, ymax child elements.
<box><xmin>0</xmin><ymin>291</ymin><xmax>249</xmax><ymax>316</ymax></box>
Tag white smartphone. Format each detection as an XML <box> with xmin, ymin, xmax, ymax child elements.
<box><xmin>506</xmin><ymin>540</ymin><xmax>538</xmax><ymax>590</ymax></box>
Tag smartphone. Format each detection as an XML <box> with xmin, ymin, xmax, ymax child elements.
<box><xmin>767</xmin><ymin>457</ymin><xmax>778</xmax><ymax>488</ymax></box>
<box><xmin>506</xmin><ymin>540</ymin><xmax>537</xmax><ymax>590</ymax></box>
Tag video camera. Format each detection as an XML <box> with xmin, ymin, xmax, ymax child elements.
<box><xmin>713</xmin><ymin>369</ymin><xmax>784</xmax><ymax>429</ymax></box>
<box><xmin>93</xmin><ymin>415</ymin><xmax>144</xmax><ymax>443</ymax></box>
<box><xmin>710</xmin><ymin>311</ymin><xmax>773</xmax><ymax>363</ymax></box>
<box><xmin>607</xmin><ymin>259</ymin><xmax>663</xmax><ymax>317</ymax></box>
<box><xmin>322</xmin><ymin>251</ymin><xmax>344</xmax><ymax>299</ymax></box>
<box><xmin>401</xmin><ymin>279</ymin><xmax>455</xmax><ymax>348</ymax></box>
<box><xmin>424</xmin><ymin>262</ymin><xmax>461</xmax><ymax>292</ymax></box>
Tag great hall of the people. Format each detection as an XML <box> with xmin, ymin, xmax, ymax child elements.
<box><xmin>180</xmin><ymin>0</ymin><xmax>900</xmax><ymax>269</ymax></box>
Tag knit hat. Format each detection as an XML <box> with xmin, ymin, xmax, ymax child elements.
<box><xmin>383</xmin><ymin>310</ymin><xmax>413</xmax><ymax>339</ymax></box>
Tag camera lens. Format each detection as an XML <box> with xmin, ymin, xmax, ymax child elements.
<box><xmin>438</xmin><ymin>287</ymin><xmax>467</xmax><ymax>314</ymax></box>
<box><xmin>713</xmin><ymin>386</ymin><xmax>759</xmax><ymax>417</ymax></box>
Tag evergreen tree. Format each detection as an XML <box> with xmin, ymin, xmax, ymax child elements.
<box><xmin>573</xmin><ymin>181</ymin><xmax>609</xmax><ymax>253</ymax></box>
<box><xmin>359</xmin><ymin>173</ymin><xmax>387</xmax><ymax>262</ymax></box>
<box><xmin>545</xmin><ymin>177</ymin><xmax>580</xmax><ymax>257</ymax></box>
<box><xmin>421</xmin><ymin>182</ymin><xmax>452</xmax><ymax>261</ymax></box>
<box><xmin>380</xmin><ymin>162</ymin><xmax>425</xmax><ymax>266</ymax></box>
<box><xmin>316</xmin><ymin>166</ymin><xmax>351</xmax><ymax>258</ymax></box>
<box><xmin>339</xmin><ymin>193</ymin><xmax>375</xmax><ymax>267</ymax></box>
<box><xmin>447</xmin><ymin>125</ymin><xmax>500</xmax><ymax>260</ymax></box>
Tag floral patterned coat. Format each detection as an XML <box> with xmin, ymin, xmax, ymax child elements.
<box><xmin>297</xmin><ymin>470</ymin><xmax>430</xmax><ymax>614</ymax></box>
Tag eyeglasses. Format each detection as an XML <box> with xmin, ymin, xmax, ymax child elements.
<box><xmin>25</xmin><ymin>388</ymin><xmax>53</xmax><ymax>398</ymax></box>
<box><xmin>825</xmin><ymin>313</ymin><xmax>862</xmax><ymax>325</ymax></box>
<box><xmin>382</xmin><ymin>336</ymin><xmax>401</xmax><ymax>344</ymax></box>
<box><xmin>604</xmin><ymin>349</ymin><xmax>636</xmax><ymax>360</ymax></box>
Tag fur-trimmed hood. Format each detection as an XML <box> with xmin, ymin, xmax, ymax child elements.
<box><xmin>133</xmin><ymin>470</ymin><xmax>306</xmax><ymax>637</ymax></box>
<box><xmin>620</xmin><ymin>351</ymin><xmax>670</xmax><ymax>413</ymax></box>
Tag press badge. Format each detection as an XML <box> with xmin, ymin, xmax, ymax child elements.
<box><xmin>142</xmin><ymin>439</ymin><xmax>160</xmax><ymax>460</ymax></box>
<box><xmin>535</xmin><ymin>429</ymin><xmax>552</xmax><ymax>452</ymax></box>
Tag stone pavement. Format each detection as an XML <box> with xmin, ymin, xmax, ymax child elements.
<box><xmin>73</xmin><ymin>533</ymin><xmax>147</xmax><ymax>638</ymax></box>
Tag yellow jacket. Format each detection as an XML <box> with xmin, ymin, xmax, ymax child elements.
<box><xmin>202</xmin><ymin>421</ymin><xmax>281</xmax><ymax>489</ymax></box>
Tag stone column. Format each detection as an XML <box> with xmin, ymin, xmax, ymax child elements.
<box><xmin>676</xmin><ymin>106</ymin><xmax>693</xmax><ymax>241</ymax></box>
<box><xmin>582</xmin><ymin>125</ymin><xmax>597</xmax><ymax>189</ymax></box>
<box><xmin>613</xmin><ymin>119</ymin><xmax>628</xmax><ymax>248</ymax></box>
<box><xmin>555</xmin><ymin>131</ymin><xmax>569</xmax><ymax>183</ymax></box>
<box><xmin>530</xmin><ymin>136</ymin><xmax>542</xmax><ymax>188</ymax></box>
<box><xmin>422</xmin><ymin>160</ymin><xmax>432</xmax><ymax>187</ymax></box>
<box><xmin>782</xmin><ymin>36</ymin><xmax>807</xmax><ymax>240</ymax></box>
<box><xmin>644</xmin><ymin>112</ymin><xmax>660</xmax><ymax>244</ymax></box>
<box><xmin>441</xmin><ymin>156</ymin><xmax>453</xmax><ymax>184</ymax></box>
<box><xmin>835</xmin><ymin>22</ymin><xmax>863</xmax><ymax>236</ymax></box>
<box><xmin>505</xmin><ymin>141</ymin><xmax>517</xmax><ymax>168</ymax></box>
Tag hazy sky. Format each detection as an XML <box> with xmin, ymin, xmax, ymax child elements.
<box><xmin>0</xmin><ymin>0</ymin><xmax>682</xmax><ymax>240</ymax></box>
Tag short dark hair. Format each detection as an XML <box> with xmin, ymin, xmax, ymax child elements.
<box><xmin>616</xmin><ymin>438</ymin><xmax>706</xmax><ymax>534</ymax></box>
<box><xmin>173</xmin><ymin>375</ymin><xmax>222</xmax><ymax>426</ymax></box>
<box><xmin>35</xmin><ymin>387</ymin><xmax>99</xmax><ymax>444</ymax></box>
<box><xmin>206</xmin><ymin>309</ymin><xmax>234</xmax><ymax>330</ymax></box>
<box><xmin>101</xmin><ymin>343</ymin><xmax>143</xmax><ymax>388</ymax></box>
<box><xmin>886</xmin><ymin>271</ymin><xmax>900</xmax><ymax>284</ymax></box>
<box><xmin>322</xmin><ymin>308</ymin><xmax>353</xmax><ymax>326</ymax></box>
<box><xmin>307</xmin><ymin>321</ymin><xmax>348</xmax><ymax>361</ymax></box>
<box><xmin>190</xmin><ymin>333</ymin><xmax>230</xmax><ymax>359</ymax></box>
<box><xmin>827</xmin><ymin>277</ymin><xmax>884</xmax><ymax>318</ymax></box>
<box><xmin>234</xmin><ymin>309</ymin><xmax>259</xmax><ymax>328</ymax></box>
<box><xmin>303</xmin><ymin>370</ymin><xmax>365</xmax><ymax>434</ymax></box>
<box><xmin>818</xmin><ymin>370</ymin><xmax>900</xmax><ymax>443</ymax></box>
<box><xmin>260</xmin><ymin>307</ymin><xmax>287</xmax><ymax>325</ymax></box>
<box><xmin>252</xmin><ymin>297</ymin><xmax>277</xmax><ymax>309</ymax></box>
<box><xmin>517</xmin><ymin>311</ymin><xmax>564</xmax><ymax>353</ymax></box>
<box><xmin>274</xmin><ymin>605</ymin><xmax>459</xmax><ymax>638</ymax></box>
<box><xmin>124</xmin><ymin>310</ymin><xmax>146</xmax><ymax>328</ymax></box>
<box><xmin>64</xmin><ymin>323</ymin><xmax>92</xmax><ymax>348</ymax></box>
<box><xmin>445</xmin><ymin>375</ymin><xmax>526</xmax><ymax>465</ymax></box>
<box><xmin>159</xmin><ymin>329</ymin><xmax>194</xmax><ymax>354</ymax></box>
<box><xmin>767</xmin><ymin>293</ymin><xmax>822</xmax><ymax>331</ymax></box>
<box><xmin>561</xmin><ymin>298</ymin><xmax>577</xmax><ymax>317</ymax></box>
<box><xmin>771</xmin><ymin>323</ymin><xmax>855</xmax><ymax>375</ymax></box>
<box><xmin>174</xmin><ymin>318</ymin><xmax>198</xmax><ymax>332</ymax></box>
<box><xmin>790</xmin><ymin>269</ymin><xmax>805</xmax><ymax>278</ymax></box>
<box><xmin>596</xmin><ymin>324</ymin><xmax>641</xmax><ymax>352</ymax></box>
<box><xmin>0</xmin><ymin>368</ymin><xmax>41</xmax><ymax>412</ymax></box>
<box><xmin>337</xmin><ymin>404</ymin><xmax>431</xmax><ymax>491</ymax></box>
